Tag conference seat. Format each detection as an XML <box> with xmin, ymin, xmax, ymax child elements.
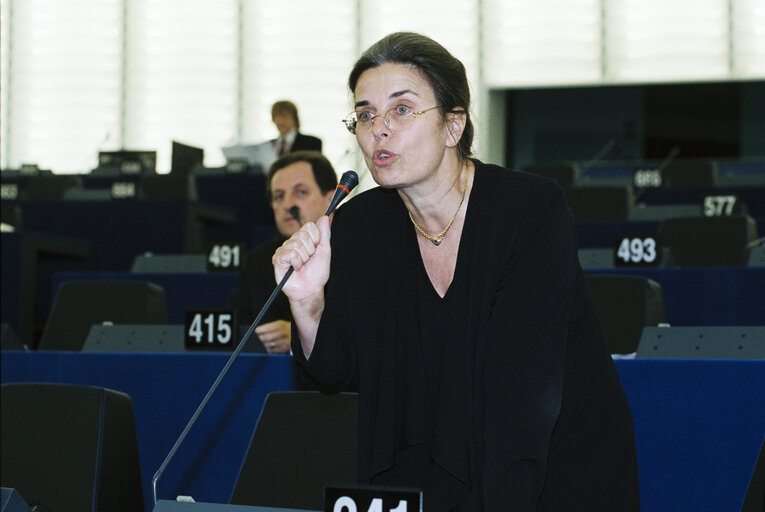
<box><xmin>521</xmin><ymin>163</ymin><xmax>581</xmax><ymax>188</ymax></box>
<box><xmin>660</xmin><ymin>215</ymin><xmax>758</xmax><ymax>267</ymax></box>
<box><xmin>230</xmin><ymin>391</ymin><xmax>358</xmax><ymax>510</ymax></box>
<box><xmin>23</xmin><ymin>174</ymin><xmax>83</xmax><ymax>200</ymax></box>
<box><xmin>586</xmin><ymin>275</ymin><xmax>667</xmax><ymax>355</ymax></box>
<box><xmin>139</xmin><ymin>173</ymin><xmax>198</xmax><ymax>200</ymax></box>
<box><xmin>565</xmin><ymin>185</ymin><xmax>634</xmax><ymax>221</ymax></box>
<box><xmin>661</xmin><ymin>160</ymin><xmax>719</xmax><ymax>188</ymax></box>
<box><xmin>740</xmin><ymin>437</ymin><xmax>765</xmax><ymax>512</ymax></box>
<box><xmin>0</xmin><ymin>383</ymin><xmax>145</xmax><ymax>512</ymax></box>
<box><xmin>37</xmin><ymin>279</ymin><xmax>168</xmax><ymax>351</ymax></box>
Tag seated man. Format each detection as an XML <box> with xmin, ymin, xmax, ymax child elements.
<box><xmin>228</xmin><ymin>150</ymin><xmax>337</xmax><ymax>353</ymax></box>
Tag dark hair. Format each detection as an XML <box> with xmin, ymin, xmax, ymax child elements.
<box><xmin>271</xmin><ymin>100</ymin><xmax>300</xmax><ymax>129</ymax></box>
<box><xmin>348</xmin><ymin>32</ymin><xmax>473</xmax><ymax>159</ymax></box>
<box><xmin>266</xmin><ymin>150</ymin><xmax>338</xmax><ymax>202</ymax></box>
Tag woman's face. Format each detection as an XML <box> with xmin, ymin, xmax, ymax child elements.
<box><xmin>353</xmin><ymin>62</ymin><xmax>457</xmax><ymax>190</ymax></box>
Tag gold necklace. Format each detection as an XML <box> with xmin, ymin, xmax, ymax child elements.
<box><xmin>408</xmin><ymin>164</ymin><xmax>468</xmax><ymax>246</ymax></box>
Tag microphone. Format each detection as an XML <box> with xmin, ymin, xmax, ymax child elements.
<box><xmin>634</xmin><ymin>146</ymin><xmax>680</xmax><ymax>202</ymax></box>
<box><xmin>151</xmin><ymin>170</ymin><xmax>359</xmax><ymax>505</ymax></box>
<box><xmin>289</xmin><ymin>205</ymin><xmax>302</xmax><ymax>227</ymax></box>
<box><xmin>582</xmin><ymin>137</ymin><xmax>616</xmax><ymax>168</ymax></box>
<box><xmin>325</xmin><ymin>170</ymin><xmax>360</xmax><ymax>215</ymax></box>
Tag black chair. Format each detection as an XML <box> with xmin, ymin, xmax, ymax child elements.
<box><xmin>171</xmin><ymin>141</ymin><xmax>204</xmax><ymax>177</ymax></box>
<box><xmin>24</xmin><ymin>174</ymin><xmax>83</xmax><ymax>200</ymax></box>
<box><xmin>37</xmin><ymin>280</ymin><xmax>168</xmax><ymax>351</ymax></box>
<box><xmin>0</xmin><ymin>383</ymin><xmax>145</xmax><ymax>512</ymax></box>
<box><xmin>139</xmin><ymin>173</ymin><xmax>198</xmax><ymax>200</ymax></box>
<box><xmin>565</xmin><ymin>185</ymin><xmax>634</xmax><ymax>221</ymax></box>
<box><xmin>660</xmin><ymin>215</ymin><xmax>758</xmax><ymax>267</ymax></box>
<box><xmin>521</xmin><ymin>163</ymin><xmax>580</xmax><ymax>188</ymax></box>
<box><xmin>740</xmin><ymin>437</ymin><xmax>765</xmax><ymax>512</ymax></box>
<box><xmin>662</xmin><ymin>160</ymin><xmax>719</xmax><ymax>188</ymax></box>
<box><xmin>230</xmin><ymin>391</ymin><xmax>358</xmax><ymax>510</ymax></box>
<box><xmin>586</xmin><ymin>275</ymin><xmax>667</xmax><ymax>355</ymax></box>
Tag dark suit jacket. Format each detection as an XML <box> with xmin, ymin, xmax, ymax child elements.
<box><xmin>228</xmin><ymin>236</ymin><xmax>291</xmax><ymax>325</ymax></box>
<box><xmin>273</xmin><ymin>132</ymin><xmax>322</xmax><ymax>154</ymax></box>
<box><xmin>292</xmin><ymin>161</ymin><xmax>639</xmax><ymax>511</ymax></box>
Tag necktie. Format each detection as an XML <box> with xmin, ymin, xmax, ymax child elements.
<box><xmin>278</xmin><ymin>138</ymin><xmax>289</xmax><ymax>156</ymax></box>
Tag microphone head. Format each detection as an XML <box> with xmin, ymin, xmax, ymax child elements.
<box><xmin>339</xmin><ymin>170</ymin><xmax>359</xmax><ymax>191</ymax></box>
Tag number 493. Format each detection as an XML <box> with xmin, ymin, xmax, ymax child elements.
<box><xmin>614</xmin><ymin>236</ymin><xmax>660</xmax><ymax>266</ymax></box>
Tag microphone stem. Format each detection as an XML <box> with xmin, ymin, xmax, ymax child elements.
<box><xmin>151</xmin><ymin>266</ymin><xmax>294</xmax><ymax>504</ymax></box>
<box><xmin>151</xmin><ymin>170</ymin><xmax>357</xmax><ymax>505</ymax></box>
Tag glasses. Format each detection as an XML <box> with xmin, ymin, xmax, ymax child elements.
<box><xmin>342</xmin><ymin>105</ymin><xmax>441</xmax><ymax>134</ymax></box>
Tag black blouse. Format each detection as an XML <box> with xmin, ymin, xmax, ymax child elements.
<box><xmin>292</xmin><ymin>160</ymin><xmax>640</xmax><ymax>511</ymax></box>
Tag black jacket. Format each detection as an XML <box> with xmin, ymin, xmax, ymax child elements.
<box><xmin>293</xmin><ymin>161</ymin><xmax>639</xmax><ymax>511</ymax></box>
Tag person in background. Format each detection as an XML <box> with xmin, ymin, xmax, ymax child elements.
<box><xmin>274</xmin><ymin>32</ymin><xmax>640</xmax><ymax>510</ymax></box>
<box><xmin>271</xmin><ymin>100</ymin><xmax>322</xmax><ymax>156</ymax></box>
<box><xmin>228</xmin><ymin>150</ymin><xmax>336</xmax><ymax>354</ymax></box>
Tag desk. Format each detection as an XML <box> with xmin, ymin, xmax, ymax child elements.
<box><xmin>2</xmin><ymin>353</ymin><xmax>763</xmax><ymax>512</ymax></box>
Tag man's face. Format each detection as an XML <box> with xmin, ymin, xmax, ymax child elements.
<box><xmin>270</xmin><ymin>161</ymin><xmax>333</xmax><ymax>237</ymax></box>
<box><xmin>272</xmin><ymin>112</ymin><xmax>296</xmax><ymax>136</ymax></box>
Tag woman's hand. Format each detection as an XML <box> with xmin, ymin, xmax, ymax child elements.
<box><xmin>273</xmin><ymin>215</ymin><xmax>331</xmax><ymax>359</ymax></box>
<box><xmin>273</xmin><ymin>215</ymin><xmax>332</xmax><ymax>304</ymax></box>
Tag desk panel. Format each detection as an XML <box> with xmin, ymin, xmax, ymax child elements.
<box><xmin>2</xmin><ymin>353</ymin><xmax>763</xmax><ymax>512</ymax></box>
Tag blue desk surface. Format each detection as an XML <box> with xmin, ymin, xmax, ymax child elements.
<box><xmin>2</xmin><ymin>352</ymin><xmax>763</xmax><ymax>512</ymax></box>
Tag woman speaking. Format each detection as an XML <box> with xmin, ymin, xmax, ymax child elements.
<box><xmin>273</xmin><ymin>31</ymin><xmax>640</xmax><ymax>511</ymax></box>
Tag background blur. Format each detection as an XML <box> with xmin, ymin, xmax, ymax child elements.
<box><xmin>1</xmin><ymin>0</ymin><xmax>763</xmax><ymax>190</ymax></box>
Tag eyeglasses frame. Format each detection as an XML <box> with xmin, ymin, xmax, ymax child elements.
<box><xmin>342</xmin><ymin>105</ymin><xmax>442</xmax><ymax>134</ymax></box>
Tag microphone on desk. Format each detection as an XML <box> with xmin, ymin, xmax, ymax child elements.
<box><xmin>150</xmin><ymin>170</ymin><xmax>358</xmax><ymax>505</ymax></box>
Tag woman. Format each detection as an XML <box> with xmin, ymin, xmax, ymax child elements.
<box><xmin>274</xmin><ymin>32</ymin><xmax>639</xmax><ymax>511</ymax></box>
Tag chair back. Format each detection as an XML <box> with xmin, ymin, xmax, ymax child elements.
<box><xmin>661</xmin><ymin>215</ymin><xmax>757</xmax><ymax>267</ymax></box>
<box><xmin>37</xmin><ymin>280</ymin><xmax>168</xmax><ymax>351</ymax></box>
<box><xmin>230</xmin><ymin>391</ymin><xmax>358</xmax><ymax>510</ymax></box>
<box><xmin>586</xmin><ymin>275</ymin><xmax>667</xmax><ymax>355</ymax></box>
<box><xmin>0</xmin><ymin>383</ymin><xmax>145</xmax><ymax>512</ymax></box>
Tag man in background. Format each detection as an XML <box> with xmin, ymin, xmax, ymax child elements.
<box><xmin>271</xmin><ymin>100</ymin><xmax>322</xmax><ymax>156</ymax></box>
<box><xmin>228</xmin><ymin>150</ymin><xmax>337</xmax><ymax>353</ymax></box>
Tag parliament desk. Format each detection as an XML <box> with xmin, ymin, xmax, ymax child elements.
<box><xmin>51</xmin><ymin>266</ymin><xmax>765</xmax><ymax>327</ymax></box>
<box><xmin>2</xmin><ymin>352</ymin><xmax>763</xmax><ymax>512</ymax></box>
<box><xmin>575</xmin><ymin>218</ymin><xmax>765</xmax><ymax>248</ymax></box>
